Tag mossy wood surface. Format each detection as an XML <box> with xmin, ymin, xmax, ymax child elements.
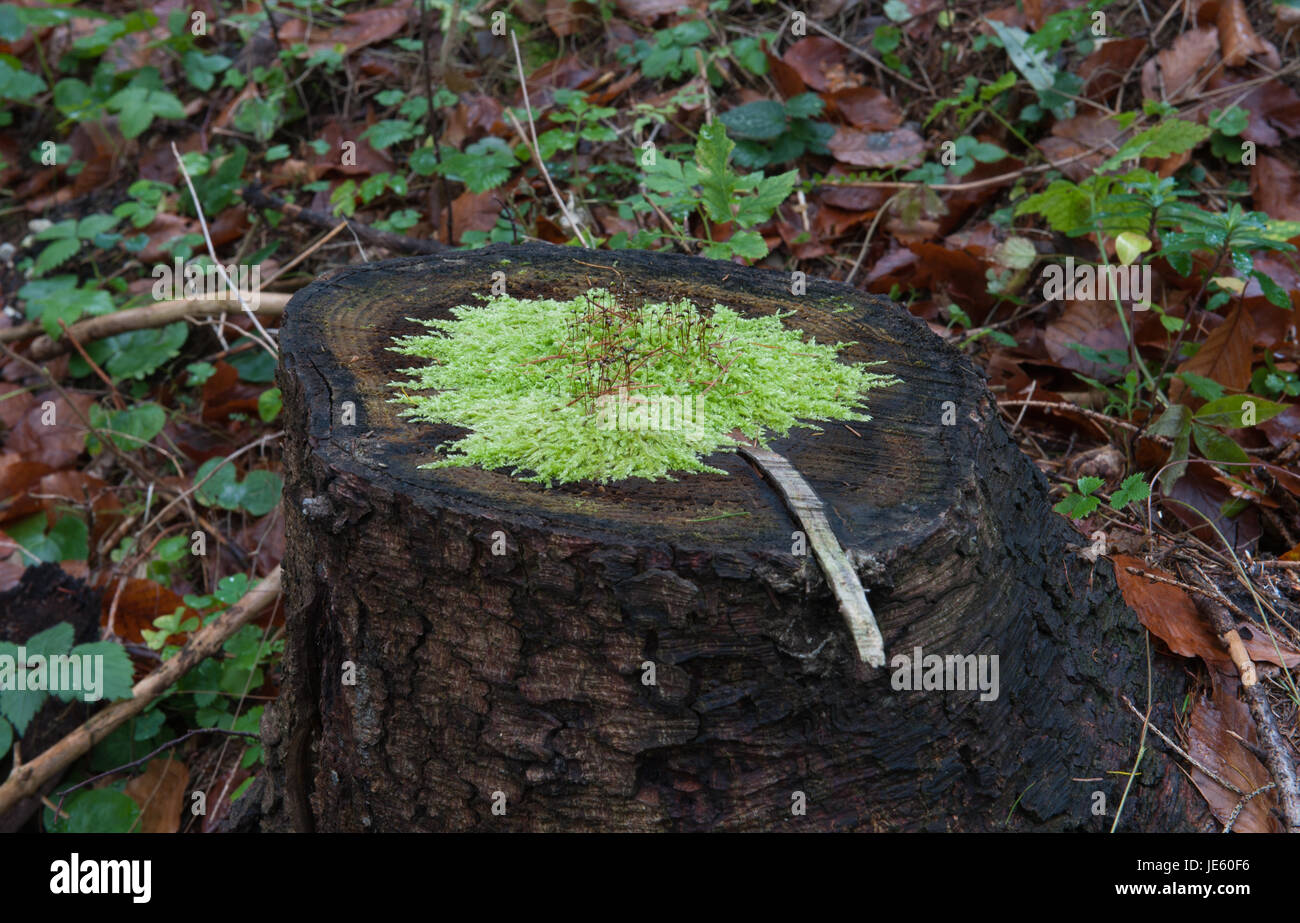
<box><xmin>265</xmin><ymin>243</ymin><xmax>1205</xmax><ymax>832</ymax></box>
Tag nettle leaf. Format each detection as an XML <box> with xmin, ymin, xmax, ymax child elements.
<box><xmin>363</xmin><ymin>119</ymin><xmax>420</xmax><ymax>150</ymax></box>
<box><xmin>33</xmin><ymin>237</ymin><xmax>81</xmax><ymax>278</ymax></box>
<box><xmin>719</xmin><ymin>100</ymin><xmax>788</xmax><ymax>140</ymax></box>
<box><xmin>1194</xmin><ymin>394</ymin><xmax>1288</xmax><ymax>429</ymax></box>
<box><xmin>1015</xmin><ymin>180</ymin><xmax>1091</xmax><ymax>235</ymax></box>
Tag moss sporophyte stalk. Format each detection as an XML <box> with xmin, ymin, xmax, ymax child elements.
<box><xmin>387</xmin><ymin>289</ymin><xmax>900</xmax><ymax>485</ymax></box>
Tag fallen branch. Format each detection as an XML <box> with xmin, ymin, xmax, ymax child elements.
<box><xmin>1196</xmin><ymin>594</ymin><xmax>1300</xmax><ymax>831</ymax></box>
<box><xmin>738</xmin><ymin>444</ymin><xmax>886</xmax><ymax>668</ymax></box>
<box><xmin>242</xmin><ymin>183</ymin><xmax>447</xmax><ymax>254</ymax></box>
<box><xmin>0</xmin><ymin>565</ymin><xmax>282</xmax><ymax>819</ymax></box>
<box><xmin>15</xmin><ymin>293</ymin><xmax>292</xmax><ymax>360</ymax></box>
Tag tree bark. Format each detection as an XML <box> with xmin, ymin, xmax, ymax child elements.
<box><xmin>262</xmin><ymin>242</ymin><xmax>1208</xmax><ymax>831</ymax></box>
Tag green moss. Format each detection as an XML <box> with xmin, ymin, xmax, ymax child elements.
<box><xmin>388</xmin><ymin>290</ymin><xmax>899</xmax><ymax>485</ymax></box>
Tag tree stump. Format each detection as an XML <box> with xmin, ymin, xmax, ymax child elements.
<box><xmin>262</xmin><ymin>242</ymin><xmax>1206</xmax><ymax>832</ymax></box>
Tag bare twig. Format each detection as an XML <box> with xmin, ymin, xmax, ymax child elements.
<box><xmin>508</xmin><ymin>29</ymin><xmax>591</xmax><ymax>247</ymax></box>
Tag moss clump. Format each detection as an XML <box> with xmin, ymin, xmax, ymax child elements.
<box><xmin>388</xmin><ymin>289</ymin><xmax>898</xmax><ymax>485</ymax></box>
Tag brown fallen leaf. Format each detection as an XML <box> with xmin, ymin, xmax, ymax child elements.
<box><xmin>1170</xmin><ymin>304</ymin><xmax>1255</xmax><ymax>403</ymax></box>
<box><xmin>4</xmin><ymin>392</ymin><xmax>94</xmax><ymax>470</ymax></box>
<box><xmin>1187</xmin><ymin>679</ymin><xmax>1281</xmax><ymax>832</ymax></box>
<box><xmin>277</xmin><ymin>1</ymin><xmax>413</xmax><ymax>56</ymax></box>
<box><xmin>124</xmin><ymin>756</ymin><xmax>190</xmax><ymax>834</ymax></box>
<box><xmin>827</xmin><ymin>86</ymin><xmax>903</xmax><ymax>131</ymax></box>
<box><xmin>1217</xmin><ymin>0</ymin><xmax>1268</xmax><ymax>67</ymax></box>
<box><xmin>1140</xmin><ymin>26</ymin><xmax>1218</xmax><ymax>103</ymax></box>
<box><xmin>782</xmin><ymin>37</ymin><xmax>849</xmax><ymax>92</ymax></box>
<box><xmin>1044</xmin><ymin>299</ymin><xmax>1129</xmax><ymax>382</ymax></box>
<box><xmin>828</xmin><ymin>127</ymin><xmax>925</xmax><ymax>169</ymax></box>
<box><xmin>1252</xmin><ymin>155</ymin><xmax>1300</xmax><ymax>222</ymax></box>
<box><xmin>1111</xmin><ymin>554</ymin><xmax>1300</xmax><ymax>669</ymax></box>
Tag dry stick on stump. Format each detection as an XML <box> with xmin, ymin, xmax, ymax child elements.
<box><xmin>0</xmin><ymin>566</ymin><xmax>283</xmax><ymax>819</ymax></box>
<box><xmin>737</xmin><ymin>444</ymin><xmax>886</xmax><ymax>668</ymax></box>
<box><xmin>1195</xmin><ymin>594</ymin><xmax>1300</xmax><ymax>830</ymax></box>
<box><xmin>242</xmin><ymin>184</ymin><xmax>446</xmax><ymax>255</ymax></box>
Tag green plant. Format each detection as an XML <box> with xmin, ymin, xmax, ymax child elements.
<box><xmin>636</xmin><ymin>121</ymin><xmax>797</xmax><ymax>259</ymax></box>
<box><xmin>388</xmin><ymin>288</ymin><xmax>898</xmax><ymax>484</ymax></box>
<box><xmin>719</xmin><ymin>94</ymin><xmax>834</xmax><ymax>169</ymax></box>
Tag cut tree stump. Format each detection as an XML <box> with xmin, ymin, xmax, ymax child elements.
<box><xmin>263</xmin><ymin>243</ymin><xmax>1207</xmax><ymax>832</ymax></box>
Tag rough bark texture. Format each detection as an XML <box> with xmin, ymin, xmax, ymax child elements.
<box><xmin>263</xmin><ymin>243</ymin><xmax>1209</xmax><ymax>831</ymax></box>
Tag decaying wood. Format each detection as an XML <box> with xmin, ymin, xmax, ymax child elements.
<box><xmin>738</xmin><ymin>444</ymin><xmax>884</xmax><ymax>668</ymax></box>
<box><xmin>264</xmin><ymin>242</ymin><xmax>1208</xmax><ymax>831</ymax></box>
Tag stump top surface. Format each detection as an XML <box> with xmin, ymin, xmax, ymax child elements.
<box><xmin>279</xmin><ymin>243</ymin><xmax>991</xmax><ymax>554</ymax></box>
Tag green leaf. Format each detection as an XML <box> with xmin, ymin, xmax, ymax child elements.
<box><xmin>50</xmin><ymin>788</ymin><xmax>140</xmax><ymax>833</ymax></box>
<box><xmin>0</xmin><ymin>56</ymin><xmax>46</xmax><ymax>102</ymax></box>
<box><xmin>75</xmin><ymin>322</ymin><xmax>187</xmax><ymax>380</ymax></box>
<box><xmin>237</xmin><ymin>470</ymin><xmax>283</xmax><ymax>515</ymax></box>
<box><xmin>33</xmin><ymin>237</ymin><xmax>81</xmax><ymax>279</ymax></box>
<box><xmin>0</xmin><ymin>717</ymin><xmax>11</xmax><ymax>759</ymax></box>
<box><xmin>1015</xmin><ymin>180</ymin><xmax>1091</xmax><ymax>235</ymax></box>
<box><xmin>1176</xmin><ymin>372</ymin><xmax>1225</xmax><ymax>402</ymax></box>
<box><xmin>1053</xmin><ymin>492</ymin><xmax>1100</xmax><ymax>519</ymax></box>
<box><xmin>87</xmin><ymin>402</ymin><xmax>166</xmax><ymax>453</ymax></box>
<box><xmin>1191</xmin><ymin>421</ymin><xmax>1249</xmax><ymax>465</ymax></box>
<box><xmin>362</xmin><ymin>119</ymin><xmax>419</xmax><ymax>150</ymax></box>
<box><xmin>1193</xmin><ymin>394</ymin><xmax>1288</xmax><ymax>428</ymax></box>
<box><xmin>719</xmin><ymin>101</ymin><xmax>788</xmax><ymax>140</ymax></box>
<box><xmin>986</xmin><ymin>19</ymin><xmax>1056</xmax><ymax>91</ymax></box>
<box><xmin>720</xmin><ymin>230</ymin><xmax>769</xmax><ymax>259</ymax></box>
<box><xmin>1110</xmin><ymin>473</ymin><xmax>1151</xmax><ymax>510</ymax></box>
<box><xmin>67</xmin><ymin>641</ymin><xmax>135</xmax><ymax>701</ymax></box>
<box><xmin>1076</xmin><ymin>476</ymin><xmax>1104</xmax><ymax>496</ymax></box>
<box><xmin>258</xmin><ymin>386</ymin><xmax>282</xmax><ymax>422</ymax></box>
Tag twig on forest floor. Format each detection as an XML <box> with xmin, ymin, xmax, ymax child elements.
<box><xmin>242</xmin><ymin>184</ymin><xmax>446</xmax><ymax>255</ymax></box>
<box><xmin>171</xmin><ymin>143</ymin><xmax>278</xmax><ymax>358</ymax></box>
<box><xmin>13</xmin><ymin>294</ymin><xmax>292</xmax><ymax>361</ymax></box>
<box><xmin>0</xmin><ymin>566</ymin><xmax>282</xmax><ymax>819</ymax></box>
<box><xmin>508</xmin><ymin>30</ymin><xmax>591</xmax><ymax>248</ymax></box>
<box><xmin>1193</xmin><ymin>593</ymin><xmax>1300</xmax><ymax>830</ymax></box>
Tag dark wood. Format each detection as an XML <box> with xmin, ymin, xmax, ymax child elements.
<box><xmin>262</xmin><ymin>242</ymin><xmax>1208</xmax><ymax>831</ymax></box>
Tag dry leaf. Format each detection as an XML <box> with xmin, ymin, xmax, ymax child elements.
<box><xmin>124</xmin><ymin>756</ymin><xmax>190</xmax><ymax>833</ymax></box>
<box><xmin>1170</xmin><ymin>304</ymin><xmax>1255</xmax><ymax>403</ymax></box>
<box><xmin>1187</xmin><ymin>680</ymin><xmax>1281</xmax><ymax>832</ymax></box>
<box><xmin>828</xmin><ymin>127</ymin><xmax>924</xmax><ymax>168</ymax></box>
<box><xmin>1217</xmin><ymin>0</ymin><xmax>1267</xmax><ymax>67</ymax></box>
